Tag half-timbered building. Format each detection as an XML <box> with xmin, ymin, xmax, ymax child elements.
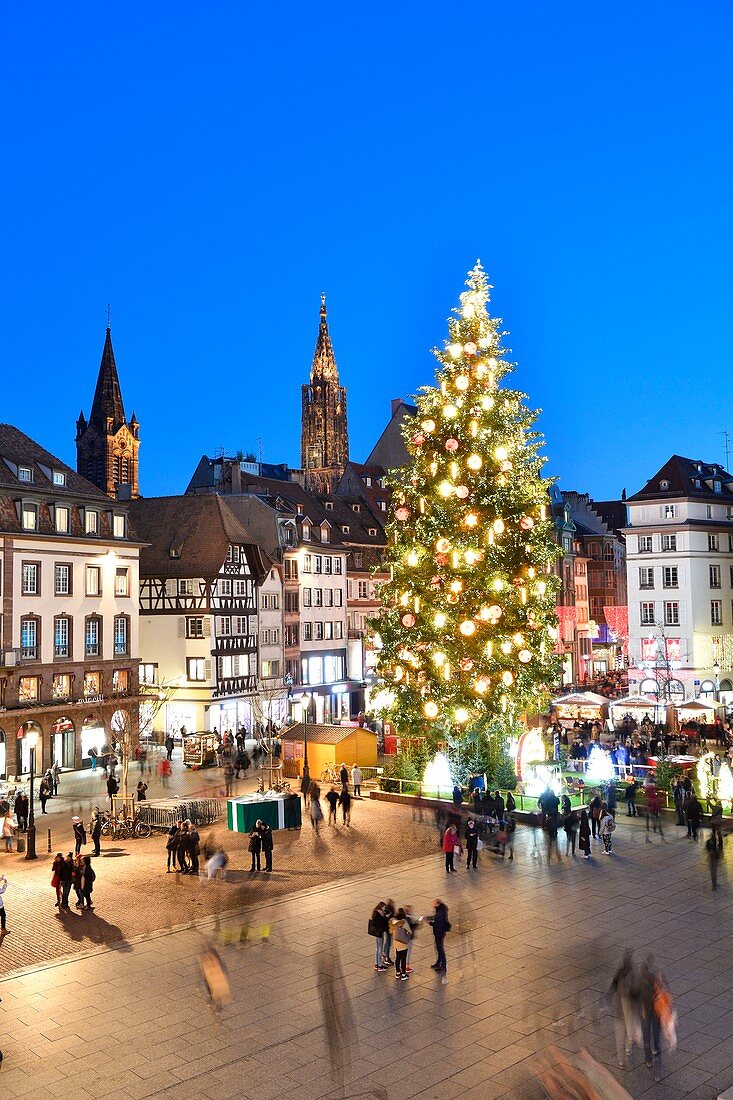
<box><xmin>128</xmin><ymin>495</ymin><xmax>271</xmax><ymax>737</ymax></box>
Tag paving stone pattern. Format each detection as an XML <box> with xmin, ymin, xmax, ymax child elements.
<box><xmin>0</xmin><ymin>811</ymin><xmax>731</xmax><ymax>1099</ymax></box>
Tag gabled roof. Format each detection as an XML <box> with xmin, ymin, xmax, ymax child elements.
<box><xmin>0</xmin><ymin>423</ymin><xmax>112</xmax><ymax>501</ymax></box>
<box><xmin>128</xmin><ymin>494</ymin><xmax>270</xmax><ymax>580</ymax></box>
<box><xmin>628</xmin><ymin>455</ymin><xmax>733</xmax><ymax>502</ymax></box>
<box><xmin>365</xmin><ymin>399</ymin><xmax>416</xmax><ymax>470</ymax></box>
<box><xmin>89</xmin><ymin>328</ymin><xmax>126</xmax><ymax>431</ymax></box>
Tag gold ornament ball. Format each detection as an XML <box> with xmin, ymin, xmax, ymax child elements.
<box><xmin>459</xmin><ymin>620</ymin><xmax>476</xmax><ymax>637</ymax></box>
<box><xmin>424</xmin><ymin>700</ymin><xmax>439</xmax><ymax>719</ymax></box>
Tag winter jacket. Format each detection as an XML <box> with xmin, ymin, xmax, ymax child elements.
<box><xmin>442</xmin><ymin>827</ymin><xmax>459</xmax><ymax>853</ymax></box>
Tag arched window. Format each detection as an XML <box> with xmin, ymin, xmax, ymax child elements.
<box><xmin>113</xmin><ymin>455</ymin><xmax>121</xmax><ymax>484</ymax></box>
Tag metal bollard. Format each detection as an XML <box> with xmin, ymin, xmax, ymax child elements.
<box><xmin>47</xmin><ymin>829</ymin><xmax>52</xmax><ymax>853</ymax></box>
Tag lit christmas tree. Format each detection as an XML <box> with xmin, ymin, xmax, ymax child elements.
<box><xmin>375</xmin><ymin>263</ymin><xmax>560</xmax><ymax>743</ymax></box>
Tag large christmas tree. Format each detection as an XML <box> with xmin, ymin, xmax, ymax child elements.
<box><xmin>375</xmin><ymin>263</ymin><xmax>560</xmax><ymax>742</ymax></box>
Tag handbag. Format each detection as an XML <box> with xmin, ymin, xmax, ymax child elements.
<box><xmin>367</xmin><ymin>917</ymin><xmax>381</xmax><ymax>937</ymax></box>
<box><xmin>394</xmin><ymin>923</ymin><xmax>411</xmax><ymax>945</ymax></box>
<box><xmin>476</xmin><ymin>838</ymin><xmax>484</xmax><ymax>851</ymax></box>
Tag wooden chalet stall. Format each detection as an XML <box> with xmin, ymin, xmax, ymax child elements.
<box><xmin>550</xmin><ymin>691</ymin><xmax>610</xmax><ymax>729</ymax></box>
<box><xmin>281</xmin><ymin>722</ymin><xmax>377</xmax><ymax>780</ymax></box>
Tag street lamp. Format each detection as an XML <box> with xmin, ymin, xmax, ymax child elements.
<box><xmin>25</xmin><ymin>728</ymin><xmax>38</xmax><ymax>861</ymax></box>
<box><xmin>302</xmin><ymin>692</ymin><xmax>311</xmax><ymax>784</ymax></box>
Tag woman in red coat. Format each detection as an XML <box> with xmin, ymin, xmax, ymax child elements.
<box><xmin>442</xmin><ymin>824</ymin><xmax>459</xmax><ymax>873</ymax></box>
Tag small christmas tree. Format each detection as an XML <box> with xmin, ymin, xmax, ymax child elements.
<box><xmin>375</xmin><ymin>263</ymin><xmax>560</xmax><ymax>742</ymax></box>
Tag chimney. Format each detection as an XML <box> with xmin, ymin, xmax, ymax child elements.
<box><xmin>391</xmin><ymin>398</ymin><xmax>403</xmax><ymax>417</ymax></box>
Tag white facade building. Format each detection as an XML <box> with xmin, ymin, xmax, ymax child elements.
<box><xmin>624</xmin><ymin>455</ymin><xmax>733</xmax><ymax>704</ymax></box>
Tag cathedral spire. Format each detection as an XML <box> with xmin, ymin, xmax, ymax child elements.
<box><xmin>311</xmin><ymin>292</ymin><xmax>338</xmax><ymax>383</ymax></box>
<box><xmin>89</xmin><ymin>326</ymin><xmax>126</xmax><ymax>431</ymax></box>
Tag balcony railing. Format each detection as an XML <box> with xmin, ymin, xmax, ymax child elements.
<box><xmin>213</xmin><ymin>674</ymin><xmax>258</xmax><ymax>698</ymax></box>
<box><xmin>213</xmin><ymin>635</ymin><xmax>257</xmax><ymax>654</ymax></box>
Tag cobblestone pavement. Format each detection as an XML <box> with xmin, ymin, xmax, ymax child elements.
<box><xmin>0</xmin><ymin>811</ymin><xmax>731</xmax><ymax>1099</ymax></box>
<box><xmin>0</xmin><ymin>762</ymin><xmax>438</xmax><ymax>975</ymax></box>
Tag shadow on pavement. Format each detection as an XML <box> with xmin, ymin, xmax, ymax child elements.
<box><xmin>55</xmin><ymin>910</ymin><xmax>131</xmax><ymax>950</ymax></box>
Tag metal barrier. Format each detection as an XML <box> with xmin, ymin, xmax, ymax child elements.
<box><xmin>135</xmin><ymin>797</ymin><xmax>224</xmax><ymax>830</ymax></box>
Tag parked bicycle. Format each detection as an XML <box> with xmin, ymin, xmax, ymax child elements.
<box><xmin>99</xmin><ymin>808</ymin><xmax>152</xmax><ymax>839</ymax></box>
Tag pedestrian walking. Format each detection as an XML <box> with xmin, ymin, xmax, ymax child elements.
<box><xmin>158</xmin><ymin>757</ymin><xmax>172</xmax><ymax>789</ymax></box>
<box><xmin>673</xmin><ymin>777</ymin><xmax>685</xmax><ymax>825</ymax></box>
<box><xmin>248</xmin><ymin>825</ymin><xmax>262</xmax><ymax>871</ymax></box>
<box><xmin>545</xmin><ymin>811</ymin><xmax>561</xmax><ymax>862</ymax></box>
<box><xmin>309</xmin><ymin>790</ymin><xmax>323</xmax><ymax>832</ymax></box>
<box><xmin>600</xmin><ymin>808</ymin><xmax>616</xmax><ymax>854</ymax></box>
<box><xmin>351</xmin><ymin>764</ymin><xmax>362</xmax><ymax>798</ymax></box>
<box><xmin>442</xmin><ymin>823</ymin><xmax>459</xmax><ymax>873</ymax></box>
<box><xmin>51</xmin><ymin>762</ymin><xmax>61</xmax><ymax>795</ymax></box>
<box><xmin>89</xmin><ymin>747</ymin><xmax>98</xmax><ymax>771</ymax></box>
<box><xmin>563</xmin><ymin>809</ymin><xmax>578</xmax><ymax>856</ymax></box>
<box><xmin>258</xmin><ymin>820</ymin><xmax>274</xmax><ymax>872</ymax></box>
<box><xmin>710</xmin><ymin>801</ymin><xmax>724</xmax><ymax>848</ymax></box>
<box><xmin>136</xmin><ymin>780</ymin><xmax>148</xmax><ymax>801</ymax></box>
<box><xmin>338</xmin><ymin>786</ymin><xmax>351</xmax><ymax>826</ymax></box>
<box><xmin>80</xmin><ymin>855</ymin><xmax>96</xmax><ymax>909</ymax></box>
<box><xmin>465</xmin><ymin>818</ymin><xmax>479</xmax><ymax>869</ymax></box>
<box><xmin>89</xmin><ymin>809</ymin><xmax>102</xmax><ymax>856</ymax></box>
<box><xmin>165</xmin><ymin>735</ymin><xmax>174</xmax><ymax>760</ymax></box>
<box><xmin>390</xmin><ymin>908</ymin><xmax>412</xmax><ymax>980</ymax></box>
<box><xmin>223</xmin><ymin>762</ymin><xmax>234</xmax><ymax>797</ymax></box>
<box><xmin>368</xmin><ymin>901</ymin><xmax>389</xmax><ymax>971</ymax></box>
<box><xmin>610</xmin><ymin>950</ymin><xmax>641</xmax><ymax>1063</ymax></box>
<box><xmin>505</xmin><ymin>811</ymin><xmax>516</xmax><ymax>860</ymax></box>
<box><xmin>638</xmin><ymin>958</ymin><xmax>663</xmax><ymax>1080</ymax></box>
<box><xmin>428</xmin><ymin>899</ymin><xmax>450</xmax><ymax>975</ymax></box>
<box><xmin>165</xmin><ymin>825</ymin><xmax>179</xmax><ymax>872</ymax></box>
<box><xmin>325</xmin><ymin>786</ymin><xmax>339</xmax><ymax>826</ymax></box>
<box><xmin>2</xmin><ymin>813</ymin><xmax>15</xmax><ymax>852</ymax></box>
<box><xmin>0</xmin><ymin>875</ymin><xmax>8</xmax><ymax>935</ymax></box>
<box><xmin>579</xmin><ymin>809</ymin><xmax>592</xmax><ymax>858</ymax></box>
<box><xmin>706</xmin><ymin>834</ymin><xmax>723</xmax><ymax>890</ymax></box>
<box><xmin>51</xmin><ymin>852</ymin><xmax>64</xmax><ymax>908</ymax></box>
<box><xmin>72</xmin><ymin>815</ymin><xmax>86</xmax><ymax>856</ymax></box>
<box><xmin>39</xmin><ymin>778</ymin><xmax>51</xmax><ymax>814</ymax></box>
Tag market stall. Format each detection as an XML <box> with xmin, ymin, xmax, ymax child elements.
<box><xmin>676</xmin><ymin>698</ymin><xmax>725</xmax><ymax>726</ymax></box>
<box><xmin>609</xmin><ymin>694</ymin><xmax>670</xmax><ymax>730</ymax></box>
<box><xmin>227</xmin><ymin>791</ymin><xmax>301</xmax><ymax>834</ymax></box>
<box><xmin>550</xmin><ymin>691</ymin><xmax>610</xmax><ymax>728</ymax></box>
<box><xmin>183</xmin><ymin>732</ymin><xmax>218</xmax><ymax>769</ymax></box>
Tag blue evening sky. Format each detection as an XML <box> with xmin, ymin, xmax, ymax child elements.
<box><xmin>1</xmin><ymin>2</ymin><xmax>732</xmax><ymax>500</ymax></box>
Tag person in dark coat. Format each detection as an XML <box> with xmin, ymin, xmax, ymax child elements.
<box><xmin>187</xmin><ymin>823</ymin><xmax>201</xmax><ymax>876</ymax></box>
<box><xmin>339</xmin><ymin>763</ymin><xmax>349</xmax><ymax>790</ymax></box>
<box><xmin>59</xmin><ymin>853</ymin><xmax>74</xmax><ymax>910</ymax></box>
<box><xmin>72</xmin><ymin>816</ymin><xmax>86</xmax><ymax>856</ymax></box>
<box><xmin>563</xmin><ymin>809</ymin><xmax>578</xmax><ymax>856</ymax></box>
<box><xmin>165</xmin><ymin>826</ymin><xmax>179</xmax><ymax>873</ymax></box>
<box><xmin>338</xmin><ymin>787</ymin><xmax>352</xmax><ymax>826</ymax></box>
<box><xmin>325</xmin><ymin>786</ymin><xmax>339</xmax><ymax>826</ymax></box>
<box><xmin>89</xmin><ymin>810</ymin><xmax>102</xmax><ymax>857</ymax></box>
<box><xmin>106</xmin><ymin>773</ymin><xmax>119</xmax><ymax>812</ymax></box>
<box><xmin>39</xmin><ymin>778</ymin><xmax>51</xmax><ymax>814</ymax></box>
<box><xmin>506</xmin><ymin>790</ymin><xmax>516</xmax><ymax>813</ymax></box>
<box><xmin>80</xmin><ymin>855</ymin><xmax>95</xmax><ymax>909</ymax></box>
<box><xmin>465</xmin><ymin>818</ymin><xmax>479</xmax><ymax>870</ymax></box>
<box><xmin>13</xmin><ymin>791</ymin><xmax>26</xmax><ymax>832</ymax></box>
<box><xmin>258</xmin><ymin>820</ymin><xmax>274</xmax><ymax>872</ymax></box>
<box><xmin>248</xmin><ymin>825</ymin><xmax>262</xmax><ymax>871</ymax></box>
<box><xmin>686</xmin><ymin>794</ymin><xmax>703</xmax><ymax>841</ymax></box>
<box><xmin>625</xmin><ymin>778</ymin><xmax>638</xmax><ymax>817</ymax></box>
<box><xmin>136</xmin><ymin>781</ymin><xmax>148</xmax><ymax>801</ymax></box>
<box><xmin>428</xmin><ymin>899</ymin><xmax>450</xmax><ymax>974</ymax></box>
<box><xmin>165</xmin><ymin>735</ymin><xmax>174</xmax><ymax>760</ymax></box>
<box><xmin>494</xmin><ymin>791</ymin><xmax>505</xmax><ymax>821</ymax></box>
<box><xmin>452</xmin><ymin>784</ymin><xmax>463</xmax><ymax>808</ymax></box>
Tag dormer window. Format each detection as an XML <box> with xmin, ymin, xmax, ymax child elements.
<box><xmin>296</xmin><ymin>504</ymin><xmax>304</xmax><ymax>515</ymax></box>
<box><xmin>694</xmin><ymin>478</ymin><xmax>702</xmax><ymax>489</ymax></box>
<box><xmin>85</xmin><ymin>509</ymin><xmax>99</xmax><ymax>535</ymax></box>
<box><xmin>53</xmin><ymin>470</ymin><xmax>66</xmax><ymax>486</ymax></box>
<box><xmin>21</xmin><ymin>502</ymin><xmax>38</xmax><ymax>530</ymax></box>
<box><xmin>302</xmin><ymin>523</ymin><xmax>311</xmax><ymax>541</ymax></box>
<box><xmin>364</xmin><ymin>476</ymin><xmax>372</xmax><ymax>486</ymax></box>
<box><xmin>324</xmin><ymin>501</ymin><xmax>333</xmax><ymax>510</ymax></box>
<box><xmin>18</xmin><ymin>466</ymin><xmax>33</xmax><ymax>483</ymax></box>
<box><xmin>351</xmin><ymin>503</ymin><xmax>361</xmax><ymax>513</ymax></box>
<box><xmin>342</xmin><ymin>525</ymin><xmax>350</xmax><ymax>534</ymax></box>
<box><xmin>368</xmin><ymin>527</ymin><xmax>377</xmax><ymax>536</ymax></box>
<box><xmin>320</xmin><ymin>524</ymin><xmax>329</xmax><ymax>544</ymax></box>
<box><xmin>660</xmin><ymin>479</ymin><xmax>670</xmax><ymax>491</ymax></box>
<box><xmin>378</xmin><ymin>499</ymin><xmax>387</xmax><ymax>512</ymax></box>
<box><xmin>714</xmin><ymin>480</ymin><xmax>722</xmax><ymax>493</ymax></box>
<box><xmin>55</xmin><ymin>505</ymin><xmax>69</xmax><ymax>534</ymax></box>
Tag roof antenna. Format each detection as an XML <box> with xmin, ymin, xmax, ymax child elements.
<box><xmin>720</xmin><ymin>430</ymin><xmax>731</xmax><ymax>472</ymax></box>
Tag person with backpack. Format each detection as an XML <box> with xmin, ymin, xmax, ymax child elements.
<box><xmin>600</xmin><ymin>807</ymin><xmax>616</xmax><ymax>854</ymax></box>
<box><xmin>390</xmin><ymin>908</ymin><xmax>413</xmax><ymax>980</ymax></box>
<box><xmin>368</xmin><ymin>901</ymin><xmax>389</xmax><ymax>972</ymax></box>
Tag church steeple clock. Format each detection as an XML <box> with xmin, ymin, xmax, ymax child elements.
<box><xmin>301</xmin><ymin>294</ymin><xmax>348</xmax><ymax>492</ymax></box>
<box><xmin>76</xmin><ymin>325</ymin><xmax>140</xmax><ymax>499</ymax></box>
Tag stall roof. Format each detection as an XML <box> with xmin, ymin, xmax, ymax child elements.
<box><xmin>676</xmin><ymin>698</ymin><xmax>716</xmax><ymax>711</ymax></box>
<box><xmin>609</xmin><ymin>694</ymin><xmax>662</xmax><ymax>709</ymax></box>
<box><xmin>551</xmin><ymin>691</ymin><xmax>610</xmax><ymax>707</ymax></box>
<box><xmin>282</xmin><ymin>723</ymin><xmax>377</xmax><ymax>746</ymax></box>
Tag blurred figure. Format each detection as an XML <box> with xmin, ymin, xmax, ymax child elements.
<box><xmin>403</xmin><ymin>904</ymin><xmax>423</xmax><ymax>974</ymax></box>
<box><xmin>325</xmin><ymin>786</ymin><xmax>339</xmax><ymax>826</ymax></box>
<box><xmin>200</xmin><ymin>940</ymin><xmax>230</xmax><ymax>1014</ymax></box>
<box><xmin>205</xmin><ymin>846</ymin><xmax>229</xmax><ymax>880</ymax></box>
<box><xmin>563</xmin><ymin>808</ymin><xmax>578</xmax><ymax>857</ymax></box>
<box><xmin>504</xmin><ymin>811</ymin><xmax>516</xmax><ymax>860</ymax></box>
<box><xmin>609</xmin><ymin>950</ymin><xmax>641</xmax><ymax>1063</ymax></box>
<box><xmin>686</xmin><ymin>792</ymin><xmax>702</xmax><ymax>841</ymax></box>
<box><xmin>706</xmin><ymin>833</ymin><xmax>723</xmax><ymax>890</ymax></box>
<box><xmin>625</xmin><ymin>777</ymin><xmax>638</xmax><ymax>817</ymax></box>
<box><xmin>638</xmin><ymin>956</ymin><xmax>669</xmax><ymax>1080</ymax></box>
<box><xmin>545</xmin><ymin>811</ymin><xmax>561</xmax><ymax>863</ymax></box>
<box><xmin>579</xmin><ymin>810</ymin><xmax>592</xmax><ymax>858</ymax></box>
<box><xmin>710</xmin><ymin>801</ymin><xmax>724</xmax><ymax>848</ymax></box>
<box><xmin>317</xmin><ymin>945</ymin><xmax>357</xmax><ymax>1097</ymax></box>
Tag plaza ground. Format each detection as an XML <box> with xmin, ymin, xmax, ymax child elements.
<box><xmin>1</xmin><ymin>796</ymin><xmax>732</xmax><ymax>1100</ymax></box>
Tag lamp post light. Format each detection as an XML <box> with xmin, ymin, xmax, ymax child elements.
<box><xmin>25</xmin><ymin>729</ymin><xmax>38</xmax><ymax>861</ymax></box>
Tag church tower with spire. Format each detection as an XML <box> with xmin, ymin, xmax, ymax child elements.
<box><xmin>301</xmin><ymin>294</ymin><xmax>348</xmax><ymax>492</ymax></box>
<box><xmin>76</xmin><ymin>326</ymin><xmax>140</xmax><ymax>499</ymax></box>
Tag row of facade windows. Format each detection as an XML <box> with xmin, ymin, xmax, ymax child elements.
<box><xmin>638</xmin><ymin>564</ymin><xmax>733</xmax><ymax>590</ymax></box>
<box><xmin>20</xmin><ymin>562</ymin><xmax>129</xmax><ymax>598</ymax></box>
<box><xmin>302</xmin><ymin>621</ymin><xmax>344</xmax><ymax>641</ymax></box>
<box><xmin>18</xmin><ymin>501</ymin><xmax>126</xmax><ymax>538</ymax></box>
<box><xmin>302</xmin><ymin>555</ymin><xmax>343</xmax><ymax>575</ymax></box>
<box><xmin>302</xmin><ymin>588</ymin><xmax>344</xmax><ymax>608</ymax></box>
<box><xmin>16</xmin><ymin>667</ymin><xmax>130</xmax><ymax>703</ymax></box>
<box><xmin>639</xmin><ymin>600</ymin><xmax>727</xmax><ymax>627</ymax></box>
<box><xmin>19</xmin><ymin>614</ymin><xmax>130</xmax><ymax>659</ymax></box>
<box><xmin>637</xmin><ymin>533</ymin><xmax>733</xmax><ymax>553</ymax></box>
